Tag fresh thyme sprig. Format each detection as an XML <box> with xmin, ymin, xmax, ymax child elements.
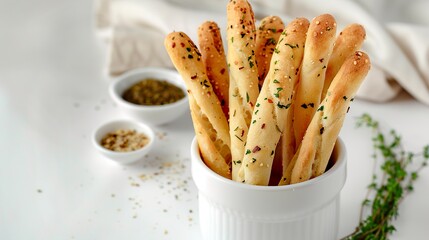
<box><xmin>341</xmin><ymin>113</ymin><xmax>429</xmax><ymax>240</ymax></box>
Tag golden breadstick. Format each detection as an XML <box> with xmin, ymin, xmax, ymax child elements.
<box><xmin>275</xmin><ymin>99</ymin><xmax>297</xmax><ymax>185</ymax></box>
<box><xmin>165</xmin><ymin>32</ymin><xmax>231</xmax><ymax>178</ymax></box>
<box><xmin>189</xmin><ymin>97</ymin><xmax>231</xmax><ymax>178</ymax></box>
<box><xmin>279</xmin><ymin>22</ymin><xmax>362</xmax><ymax>186</ymax></box>
<box><xmin>227</xmin><ymin>0</ymin><xmax>259</xmax><ymax>181</ymax></box>
<box><xmin>255</xmin><ymin>16</ymin><xmax>285</xmax><ymax>89</ymax></box>
<box><xmin>242</xmin><ymin>18</ymin><xmax>309</xmax><ymax>186</ymax></box>
<box><xmin>321</xmin><ymin>24</ymin><xmax>366</xmax><ymax>100</ymax></box>
<box><xmin>293</xmin><ymin>14</ymin><xmax>337</xmax><ymax>148</ymax></box>
<box><xmin>198</xmin><ymin>21</ymin><xmax>230</xmax><ymax>118</ymax></box>
<box><xmin>290</xmin><ymin>51</ymin><xmax>371</xmax><ymax>184</ymax></box>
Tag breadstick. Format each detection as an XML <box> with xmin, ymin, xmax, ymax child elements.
<box><xmin>293</xmin><ymin>14</ymin><xmax>337</xmax><ymax>148</ymax></box>
<box><xmin>255</xmin><ymin>16</ymin><xmax>285</xmax><ymax>89</ymax></box>
<box><xmin>242</xmin><ymin>18</ymin><xmax>309</xmax><ymax>186</ymax></box>
<box><xmin>321</xmin><ymin>24</ymin><xmax>366</xmax><ymax>100</ymax></box>
<box><xmin>198</xmin><ymin>21</ymin><xmax>230</xmax><ymax>118</ymax></box>
<box><xmin>189</xmin><ymin>97</ymin><xmax>231</xmax><ymax>178</ymax></box>
<box><xmin>290</xmin><ymin>51</ymin><xmax>371</xmax><ymax>184</ymax></box>
<box><xmin>275</xmin><ymin>97</ymin><xmax>297</xmax><ymax>185</ymax></box>
<box><xmin>164</xmin><ymin>32</ymin><xmax>231</xmax><ymax>178</ymax></box>
<box><xmin>227</xmin><ymin>0</ymin><xmax>259</xmax><ymax>181</ymax></box>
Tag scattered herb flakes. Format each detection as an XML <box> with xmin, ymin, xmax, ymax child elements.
<box><xmin>249</xmin><ymin>61</ymin><xmax>254</xmax><ymax>68</ymax></box>
<box><xmin>277</xmin><ymin>102</ymin><xmax>291</xmax><ymax>109</ymax></box>
<box><xmin>252</xmin><ymin>146</ymin><xmax>261</xmax><ymax>153</ymax></box>
<box><xmin>156</xmin><ymin>131</ymin><xmax>167</xmax><ymax>140</ymax></box>
<box><xmin>235</xmin><ymin>135</ymin><xmax>244</xmax><ymax>142</ymax></box>
<box><xmin>285</xmin><ymin>43</ymin><xmax>297</xmax><ymax>49</ymax></box>
<box><xmin>37</xmin><ymin>189</ymin><xmax>43</xmax><ymax>193</ymax></box>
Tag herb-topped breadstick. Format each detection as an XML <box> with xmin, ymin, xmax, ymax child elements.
<box><xmin>241</xmin><ymin>18</ymin><xmax>309</xmax><ymax>186</ymax></box>
<box><xmin>321</xmin><ymin>24</ymin><xmax>366</xmax><ymax>100</ymax></box>
<box><xmin>290</xmin><ymin>51</ymin><xmax>371</xmax><ymax>184</ymax></box>
<box><xmin>227</xmin><ymin>0</ymin><xmax>259</xmax><ymax>181</ymax></box>
<box><xmin>198</xmin><ymin>21</ymin><xmax>230</xmax><ymax>118</ymax></box>
<box><xmin>293</xmin><ymin>14</ymin><xmax>337</xmax><ymax>148</ymax></box>
<box><xmin>255</xmin><ymin>16</ymin><xmax>285</xmax><ymax>89</ymax></box>
<box><xmin>165</xmin><ymin>32</ymin><xmax>231</xmax><ymax>178</ymax></box>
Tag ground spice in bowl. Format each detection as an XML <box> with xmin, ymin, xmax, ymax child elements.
<box><xmin>101</xmin><ymin>129</ymin><xmax>149</xmax><ymax>152</ymax></box>
<box><xmin>122</xmin><ymin>79</ymin><xmax>185</xmax><ymax>106</ymax></box>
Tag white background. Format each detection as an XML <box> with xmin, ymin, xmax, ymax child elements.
<box><xmin>1</xmin><ymin>0</ymin><xmax>429</xmax><ymax>239</ymax></box>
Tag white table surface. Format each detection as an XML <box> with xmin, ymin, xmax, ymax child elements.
<box><xmin>1</xmin><ymin>0</ymin><xmax>429</xmax><ymax>239</ymax></box>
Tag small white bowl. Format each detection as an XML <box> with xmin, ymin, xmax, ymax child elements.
<box><xmin>109</xmin><ymin>67</ymin><xmax>189</xmax><ymax>126</ymax></box>
<box><xmin>93</xmin><ymin>119</ymin><xmax>155</xmax><ymax>164</ymax></box>
<box><xmin>191</xmin><ymin>137</ymin><xmax>347</xmax><ymax>240</ymax></box>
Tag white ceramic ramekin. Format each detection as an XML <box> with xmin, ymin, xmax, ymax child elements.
<box><xmin>191</xmin><ymin>137</ymin><xmax>347</xmax><ymax>240</ymax></box>
<box><xmin>93</xmin><ymin>119</ymin><xmax>155</xmax><ymax>164</ymax></box>
<box><xmin>109</xmin><ymin>67</ymin><xmax>189</xmax><ymax>126</ymax></box>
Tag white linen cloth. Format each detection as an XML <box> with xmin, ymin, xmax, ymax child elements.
<box><xmin>94</xmin><ymin>0</ymin><xmax>429</xmax><ymax>105</ymax></box>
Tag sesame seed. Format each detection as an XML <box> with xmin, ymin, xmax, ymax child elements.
<box><xmin>316</xmin><ymin>21</ymin><xmax>320</xmax><ymax>25</ymax></box>
<box><xmin>353</xmin><ymin>61</ymin><xmax>357</xmax><ymax>65</ymax></box>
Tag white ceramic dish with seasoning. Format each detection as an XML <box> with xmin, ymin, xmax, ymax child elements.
<box><xmin>93</xmin><ymin>119</ymin><xmax>155</xmax><ymax>164</ymax></box>
<box><xmin>109</xmin><ymin>67</ymin><xmax>189</xmax><ymax>126</ymax></box>
<box><xmin>191</xmin><ymin>137</ymin><xmax>347</xmax><ymax>240</ymax></box>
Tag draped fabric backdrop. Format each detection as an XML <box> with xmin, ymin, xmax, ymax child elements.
<box><xmin>94</xmin><ymin>0</ymin><xmax>429</xmax><ymax>105</ymax></box>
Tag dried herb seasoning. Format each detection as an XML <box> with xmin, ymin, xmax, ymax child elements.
<box><xmin>122</xmin><ymin>79</ymin><xmax>185</xmax><ymax>106</ymax></box>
